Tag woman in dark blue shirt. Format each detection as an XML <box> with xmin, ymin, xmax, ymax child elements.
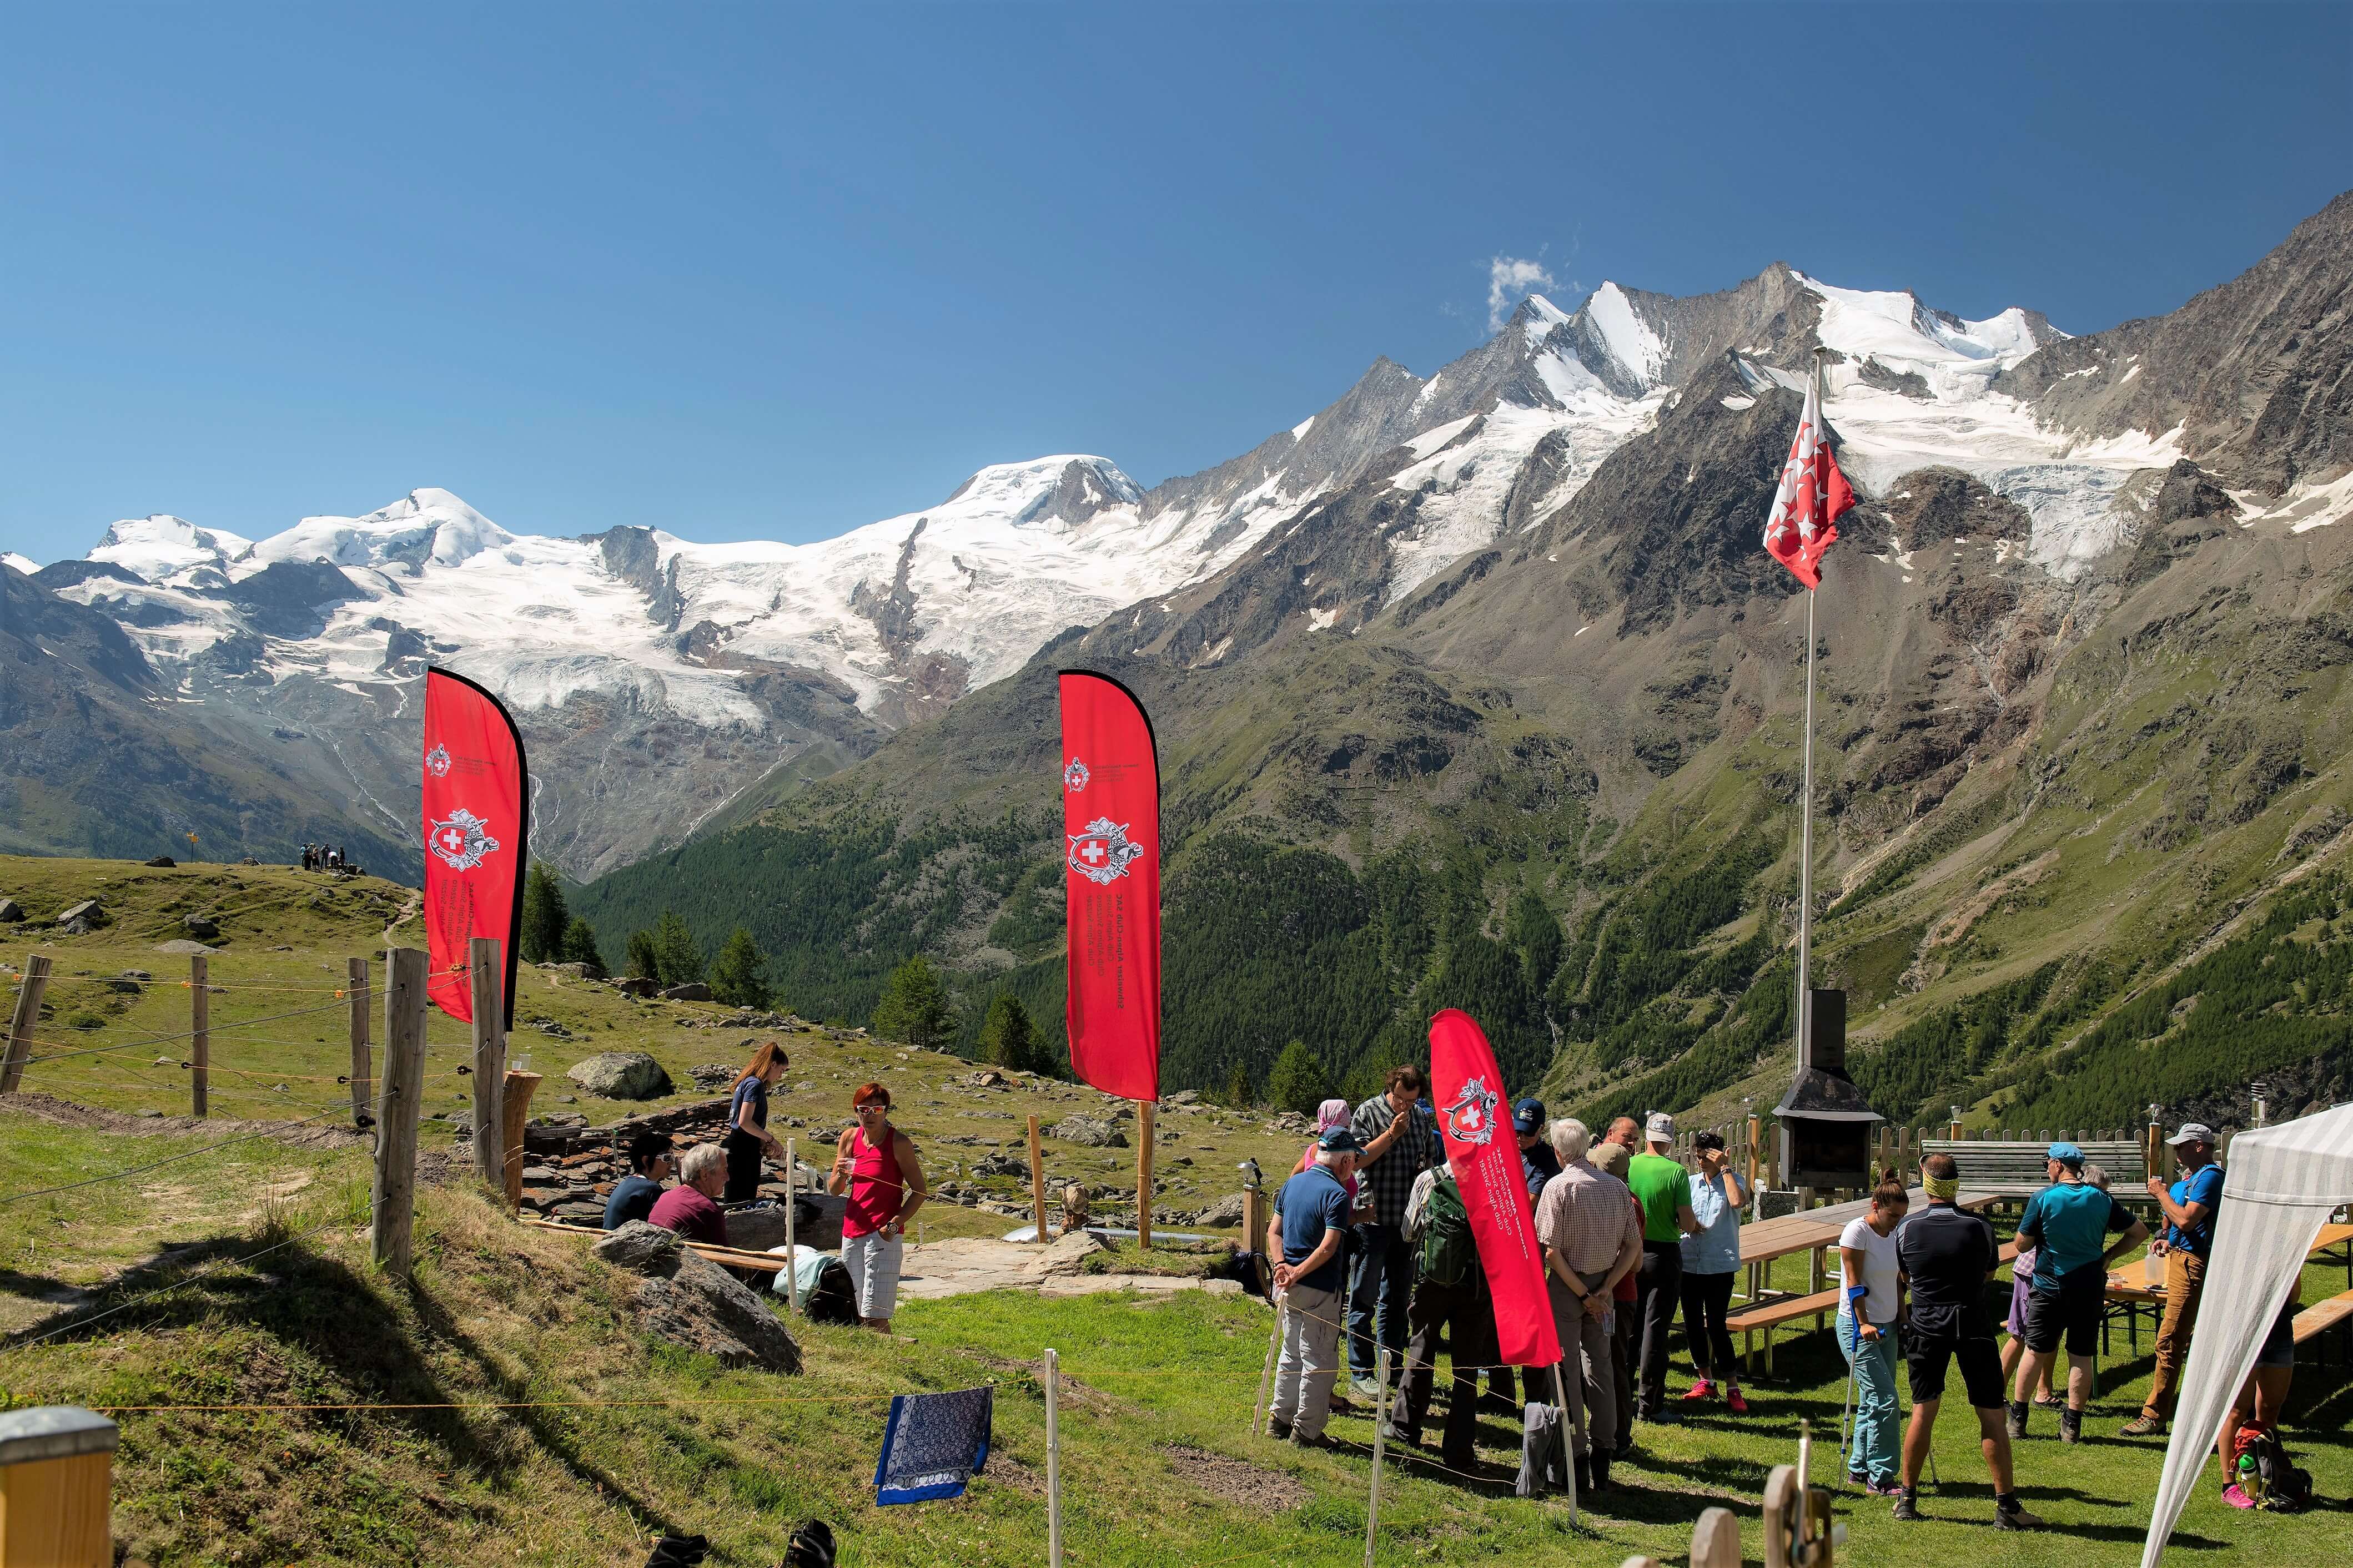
<box><xmin>724</xmin><ymin>1041</ymin><xmax>791</xmax><ymax>1203</ymax></box>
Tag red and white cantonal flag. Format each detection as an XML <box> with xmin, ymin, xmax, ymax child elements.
<box><xmin>1427</xmin><ymin>1009</ymin><xmax>1561</xmax><ymax>1369</ymax></box>
<box><xmin>1762</xmin><ymin>369</ymin><xmax>1855</xmax><ymax>590</ymax></box>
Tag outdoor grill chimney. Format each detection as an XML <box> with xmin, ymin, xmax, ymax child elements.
<box><xmin>1773</xmin><ymin>987</ymin><xmax>1881</xmax><ymax>1191</ymax></box>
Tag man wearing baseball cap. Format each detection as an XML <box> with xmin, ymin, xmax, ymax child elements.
<box><xmin>2010</xmin><ymin>1141</ymin><xmax>2148</xmax><ymax>1444</ymax></box>
<box><xmin>1625</xmin><ymin>1112</ymin><xmax>1701</xmax><ymax>1422</ymax></box>
<box><xmin>2123</xmin><ymin>1123</ymin><xmax>2224</xmax><ymax>1437</ymax></box>
<box><xmin>1265</xmin><ymin>1125</ymin><xmax>1365</xmax><ymax>1446</ymax></box>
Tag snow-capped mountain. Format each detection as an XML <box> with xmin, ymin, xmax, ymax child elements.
<box><xmin>26</xmin><ymin>227</ymin><xmax>2339</xmax><ymax>879</ymax></box>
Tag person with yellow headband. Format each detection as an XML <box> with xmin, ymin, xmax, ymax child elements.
<box><xmin>1890</xmin><ymin>1153</ymin><xmax>2042</xmax><ymax>1531</ymax></box>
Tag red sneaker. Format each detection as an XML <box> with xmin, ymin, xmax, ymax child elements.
<box><xmin>2223</xmin><ymin>1484</ymin><xmax>2255</xmax><ymax>1510</ymax></box>
<box><xmin>1682</xmin><ymin>1380</ymin><xmax>1716</xmax><ymax>1402</ymax></box>
<box><xmin>1726</xmin><ymin>1388</ymin><xmax>1751</xmax><ymax>1415</ymax></box>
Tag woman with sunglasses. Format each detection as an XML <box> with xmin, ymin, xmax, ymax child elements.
<box><xmin>828</xmin><ymin>1082</ymin><xmax>927</xmax><ymax>1333</ymax></box>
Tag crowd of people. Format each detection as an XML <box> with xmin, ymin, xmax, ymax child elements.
<box><xmin>1261</xmin><ymin>1085</ymin><xmax>2297</xmax><ymax>1526</ymax></box>
<box><xmin>299</xmin><ymin>843</ymin><xmax>351</xmax><ymax>871</ymax></box>
<box><xmin>601</xmin><ymin>1042</ymin><xmax>928</xmax><ymax>1335</ymax></box>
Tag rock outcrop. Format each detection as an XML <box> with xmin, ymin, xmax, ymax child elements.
<box><xmin>594</xmin><ymin>1221</ymin><xmax>802</xmax><ymax>1373</ymax></box>
<box><xmin>566</xmin><ymin>1052</ymin><xmax>674</xmax><ymax>1100</ymax></box>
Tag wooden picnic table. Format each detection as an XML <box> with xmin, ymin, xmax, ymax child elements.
<box><xmin>1739</xmin><ymin>1187</ymin><xmax>1999</xmax><ymax>1268</ymax></box>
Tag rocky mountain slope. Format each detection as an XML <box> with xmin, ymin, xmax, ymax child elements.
<box><xmin>573</xmin><ymin>193</ymin><xmax>2353</xmax><ymax>1135</ymax></box>
<box><xmin>22</xmin><ymin>245</ymin><xmax>2097</xmax><ymax>880</ymax></box>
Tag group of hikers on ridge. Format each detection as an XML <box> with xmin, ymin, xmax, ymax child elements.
<box><xmin>601</xmin><ymin>1040</ymin><xmax>928</xmax><ymax>1334</ymax></box>
<box><xmin>1264</xmin><ymin>1073</ymin><xmax>2308</xmax><ymax>1526</ymax></box>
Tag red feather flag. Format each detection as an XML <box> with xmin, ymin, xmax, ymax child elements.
<box><xmin>421</xmin><ymin>668</ymin><xmax>529</xmax><ymax>1028</ymax></box>
<box><xmin>1057</xmin><ymin>670</ymin><xmax>1161</xmax><ymax>1102</ymax></box>
<box><xmin>1427</xmin><ymin>1009</ymin><xmax>1562</xmax><ymax>1368</ymax></box>
<box><xmin>1762</xmin><ymin>365</ymin><xmax>1855</xmax><ymax>589</ymax></box>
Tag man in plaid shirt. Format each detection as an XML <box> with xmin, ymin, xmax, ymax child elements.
<box><xmin>1348</xmin><ymin>1065</ymin><xmax>1442</xmax><ymax>1393</ymax></box>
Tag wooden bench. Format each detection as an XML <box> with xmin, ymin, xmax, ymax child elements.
<box><xmin>2292</xmin><ymin>1288</ymin><xmax>2353</xmax><ymax>1366</ymax></box>
<box><xmin>1919</xmin><ymin>1140</ymin><xmax>2149</xmax><ymax>1202</ymax></box>
<box><xmin>1729</xmin><ymin>1239</ymin><xmax>2022</xmax><ymax>1373</ymax></box>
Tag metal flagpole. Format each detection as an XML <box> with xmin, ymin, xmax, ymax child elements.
<box><xmin>1793</xmin><ymin>346</ymin><xmax>1824</xmax><ymax>1060</ymax></box>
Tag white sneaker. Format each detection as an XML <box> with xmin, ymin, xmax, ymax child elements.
<box><xmin>1351</xmin><ymin>1375</ymin><xmax>1381</xmax><ymax>1399</ymax></box>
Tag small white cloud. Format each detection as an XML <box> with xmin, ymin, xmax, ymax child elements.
<box><xmin>1487</xmin><ymin>255</ymin><xmax>1556</xmax><ymax>332</ymax></box>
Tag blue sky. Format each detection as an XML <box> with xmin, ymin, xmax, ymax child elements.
<box><xmin>3</xmin><ymin>3</ymin><xmax>2346</xmax><ymax>562</ymax></box>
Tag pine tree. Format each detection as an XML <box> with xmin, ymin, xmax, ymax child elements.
<box><xmin>519</xmin><ymin>862</ymin><xmax>569</xmax><ymax>965</ymax></box>
<box><xmin>560</xmin><ymin>917</ymin><xmax>607</xmax><ymax>979</ymax></box>
<box><xmin>1224</xmin><ymin>1059</ymin><xmax>1252</xmax><ymax>1110</ymax></box>
<box><xmin>652</xmin><ymin>909</ymin><xmax>704</xmax><ymax>986</ymax></box>
<box><xmin>978</xmin><ymin>993</ymin><xmax>1037</xmax><ymax>1073</ymax></box>
<box><xmin>1508</xmin><ymin>887</ymin><xmax>1565</xmax><ymax>995</ymax></box>
<box><xmin>1265</xmin><ymin>1039</ymin><xmax>1330</xmax><ymax>1117</ymax></box>
<box><xmin>625</xmin><ymin>929</ymin><xmax>662</xmax><ymax>982</ymax></box>
<box><xmin>873</xmin><ymin>955</ymin><xmax>953</xmax><ymax>1050</ymax></box>
<box><xmin>710</xmin><ymin>926</ymin><xmax>771</xmax><ymax>1009</ymax></box>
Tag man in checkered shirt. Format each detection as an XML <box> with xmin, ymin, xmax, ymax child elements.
<box><xmin>1348</xmin><ymin>1065</ymin><xmax>1443</xmax><ymax>1394</ymax></box>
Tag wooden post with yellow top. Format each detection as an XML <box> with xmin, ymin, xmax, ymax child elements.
<box><xmin>0</xmin><ymin>1406</ymin><xmax>116</xmax><ymax>1567</ymax></box>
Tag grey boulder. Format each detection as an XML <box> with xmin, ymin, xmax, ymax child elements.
<box><xmin>182</xmin><ymin>915</ymin><xmax>220</xmax><ymax>938</ymax></box>
<box><xmin>595</xmin><ymin>1219</ymin><xmax>682</xmax><ymax>1272</ymax></box>
<box><xmin>58</xmin><ymin>900</ymin><xmax>103</xmax><ymax>925</ymax></box>
<box><xmin>0</xmin><ymin>899</ymin><xmax>23</xmax><ymax>922</ymax></box>
<box><xmin>1052</xmin><ymin>1115</ymin><xmax>1128</xmax><ymax>1148</ymax></box>
<box><xmin>658</xmin><ymin>982</ymin><xmax>714</xmax><ymax>1002</ymax></box>
<box><xmin>596</xmin><ymin>1222</ymin><xmax>801</xmax><ymax>1374</ymax></box>
<box><xmin>566</xmin><ymin>1051</ymin><xmax>674</xmax><ymax>1100</ymax></box>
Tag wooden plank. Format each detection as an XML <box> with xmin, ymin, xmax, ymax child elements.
<box><xmin>189</xmin><ymin>954</ymin><xmax>209</xmax><ymax>1118</ymax></box>
<box><xmin>1137</xmin><ymin>1099</ymin><xmax>1155</xmax><ymax>1250</ymax></box>
<box><xmin>2292</xmin><ymin>1290</ymin><xmax>2353</xmax><ymax>1343</ymax></box>
<box><xmin>469</xmin><ymin>937</ymin><xmax>505</xmax><ymax>1197</ymax></box>
<box><xmin>0</xmin><ymin>955</ymin><xmax>51</xmax><ymax>1095</ymax></box>
<box><xmin>0</xmin><ymin>1451</ymin><xmax>113</xmax><ymax>1567</ymax></box>
<box><xmin>346</xmin><ymin>957</ymin><xmax>372</xmax><ymax>1127</ymax></box>
<box><xmin>1028</xmin><ymin>1115</ymin><xmax>1048</xmax><ymax>1244</ymax></box>
<box><xmin>371</xmin><ymin>947</ymin><xmax>429</xmax><ymax>1278</ymax></box>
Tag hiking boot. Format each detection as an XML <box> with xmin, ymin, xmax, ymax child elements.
<box><xmin>2006</xmin><ymin>1400</ymin><xmax>2030</xmax><ymax>1440</ymax></box>
<box><xmin>1682</xmin><ymin>1379</ymin><xmax>1716</xmax><ymax>1403</ymax></box>
<box><xmin>1995</xmin><ymin>1496</ymin><xmax>2044</xmax><ymax>1531</ymax></box>
<box><xmin>1891</xmin><ymin>1488</ymin><xmax>1924</xmax><ymax>1522</ymax></box>
<box><xmin>1267</xmin><ymin>1420</ymin><xmax>1291</xmax><ymax>1441</ymax></box>
<box><xmin>2120</xmin><ymin>1413</ymin><xmax>2166</xmax><ymax>1438</ymax></box>
<box><xmin>1588</xmin><ymin>1451</ymin><xmax>1611</xmax><ymax>1493</ymax></box>
<box><xmin>2059</xmin><ymin>1408</ymin><xmax>2083</xmax><ymax>1445</ymax></box>
<box><xmin>1289</xmin><ymin>1430</ymin><xmax>1342</xmax><ymax>1451</ymax></box>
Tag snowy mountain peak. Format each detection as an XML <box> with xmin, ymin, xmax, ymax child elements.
<box><xmin>89</xmin><ymin>514</ymin><xmax>254</xmax><ymax>582</ymax></box>
<box><xmin>245</xmin><ymin>487</ymin><xmax>514</xmax><ymax>577</ymax></box>
<box><xmin>1791</xmin><ymin>271</ymin><xmax>2060</xmax><ymax>375</ymax></box>
<box><xmin>939</xmin><ymin>455</ymin><xmax>1144</xmax><ymax>531</ymax></box>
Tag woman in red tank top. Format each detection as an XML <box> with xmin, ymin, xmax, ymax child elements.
<box><xmin>828</xmin><ymin>1082</ymin><xmax>927</xmax><ymax>1330</ymax></box>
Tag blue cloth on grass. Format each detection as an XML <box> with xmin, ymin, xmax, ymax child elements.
<box><xmin>874</xmin><ymin>1385</ymin><xmax>992</xmax><ymax>1504</ymax></box>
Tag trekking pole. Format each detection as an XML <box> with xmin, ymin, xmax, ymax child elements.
<box><xmin>1045</xmin><ymin>1347</ymin><xmax>1063</xmax><ymax>1568</ymax></box>
<box><xmin>1548</xmin><ymin>1362</ymin><xmax>1580</xmax><ymax>1527</ymax></box>
<box><xmin>1364</xmin><ymin>1341</ymin><xmax>1389</xmax><ymax>1568</ymax></box>
<box><xmin>1253</xmin><ymin>1293</ymin><xmax>1285</xmax><ymax>1435</ymax></box>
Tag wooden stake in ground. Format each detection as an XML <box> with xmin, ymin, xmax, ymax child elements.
<box><xmin>372</xmin><ymin>946</ymin><xmax>429</xmax><ymax>1278</ymax></box>
<box><xmin>467</xmin><ymin>936</ymin><xmax>505</xmax><ymax>1198</ymax></box>
<box><xmin>0</xmin><ymin>1403</ymin><xmax>117</xmax><ymax>1567</ymax></box>
<box><xmin>1137</xmin><ymin>1098</ymin><xmax>1155</xmax><ymax>1249</ymax></box>
<box><xmin>1044</xmin><ymin>1347</ymin><xmax>1064</xmax><ymax>1568</ymax></box>
<box><xmin>189</xmin><ymin>954</ymin><xmax>210</xmax><ymax>1118</ymax></box>
<box><xmin>346</xmin><ymin>956</ymin><xmax>372</xmax><ymax>1127</ymax></box>
<box><xmin>0</xmin><ymin>954</ymin><xmax>53</xmax><ymax>1095</ymax></box>
<box><xmin>1027</xmin><ymin>1115</ymin><xmax>1048</xmax><ymax>1244</ymax></box>
<box><xmin>1363</xmin><ymin>1341</ymin><xmax>1390</xmax><ymax>1567</ymax></box>
<box><xmin>500</xmin><ymin>1069</ymin><xmax>540</xmax><ymax>1209</ymax></box>
<box><xmin>1243</xmin><ymin>1184</ymin><xmax>1270</xmax><ymax>1295</ymax></box>
<box><xmin>784</xmin><ymin>1137</ymin><xmax>800</xmax><ymax>1312</ymax></box>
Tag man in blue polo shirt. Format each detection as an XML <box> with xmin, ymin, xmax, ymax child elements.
<box><xmin>2123</xmin><ymin>1123</ymin><xmax>2224</xmax><ymax>1437</ymax></box>
<box><xmin>2011</xmin><ymin>1141</ymin><xmax>2149</xmax><ymax>1444</ymax></box>
<box><xmin>1265</xmin><ymin>1126</ymin><xmax>1363</xmax><ymax>1446</ymax></box>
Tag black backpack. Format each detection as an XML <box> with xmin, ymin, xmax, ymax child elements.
<box><xmin>800</xmin><ymin>1256</ymin><xmax>859</xmax><ymax>1325</ymax></box>
<box><xmin>2235</xmin><ymin>1423</ymin><xmax>2315</xmax><ymax>1512</ymax></box>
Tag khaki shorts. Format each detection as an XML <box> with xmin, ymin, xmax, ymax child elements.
<box><xmin>843</xmin><ymin>1229</ymin><xmax>904</xmax><ymax>1319</ymax></box>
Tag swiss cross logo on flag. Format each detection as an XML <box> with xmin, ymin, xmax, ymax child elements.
<box><xmin>1763</xmin><ymin>369</ymin><xmax>1854</xmax><ymax>589</ymax></box>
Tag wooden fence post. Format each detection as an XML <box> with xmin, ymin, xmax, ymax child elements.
<box><xmin>372</xmin><ymin>946</ymin><xmax>429</xmax><ymax>1278</ymax></box>
<box><xmin>1028</xmin><ymin>1115</ymin><xmax>1048</xmax><ymax>1244</ymax></box>
<box><xmin>0</xmin><ymin>1405</ymin><xmax>117</xmax><ymax>1567</ymax></box>
<box><xmin>346</xmin><ymin>956</ymin><xmax>373</xmax><ymax>1127</ymax></box>
<box><xmin>467</xmin><ymin>936</ymin><xmax>505</xmax><ymax>1198</ymax></box>
<box><xmin>189</xmin><ymin>954</ymin><xmax>210</xmax><ymax>1118</ymax></box>
<box><xmin>500</xmin><ymin>1070</ymin><xmax>540</xmax><ymax>1209</ymax></box>
<box><xmin>1137</xmin><ymin>1099</ymin><xmax>1156</xmax><ymax>1249</ymax></box>
<box><xmin>1690</xmin><ymin>1505</ymin><xmax>1741</xmax><ymax>1568</ymax></box>
<box><xmin>1243</xmin><ymin>1185</ymin><xmax>1270</xmax><ymax>1294</ymax></box>
<box><xmin>0</xmin><ymin>955</ymin><xmax>52</xmax><ymax>1095</ymax></box>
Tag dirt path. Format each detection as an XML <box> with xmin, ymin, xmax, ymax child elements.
<box><xmin>1</xmin><ymin>1091</ymin><xmax>368</xmax><ymax>1149</ymax></box>
<box><xmin>893</xmin><ymin>1232</ymin><xmax>1249</xmax><ymax>1303</ymax></box>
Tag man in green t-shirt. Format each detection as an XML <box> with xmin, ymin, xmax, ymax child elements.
<box><xmin>1624</xmin><ymin>1113</ymin><xmax>1701</xmax><ymax>1421</ymax></box>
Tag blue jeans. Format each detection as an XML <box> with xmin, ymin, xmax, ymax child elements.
<box><xmin>1839</xmin><ymin>1312</ymin><xmax>1900</xmax><ymax>1485</ymax></box>
<box><xmin>1348</xmin><ymin>1223</ymin><xmax>1412</xmax><ymax>1379</ymax></box>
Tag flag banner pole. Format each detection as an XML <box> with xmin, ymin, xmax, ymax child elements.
<box><xmin>1796</xmin><ymin>581</ymin><xmax>1817</xmax><ymax>1057</ymax></box>
<box><xmin>1056</xmin><ymin>670</ymin><xmax>1162</xmax><ymax>1103</ymax></box>
<box><xmin>421</xmin><ymin>667</ymin><xmax>530</xmax><ymax>1030</ymax></box>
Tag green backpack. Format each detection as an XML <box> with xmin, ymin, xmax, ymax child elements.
<box><xmin>1419</xmin><ymin>1174</ymin><xmax>1477</xmax><ymax>1289</ymax></box>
